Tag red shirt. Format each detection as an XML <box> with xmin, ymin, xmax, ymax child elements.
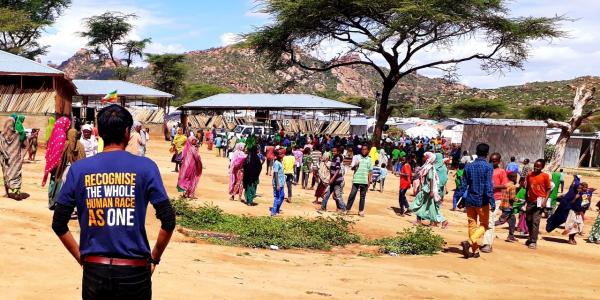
<box><xmin>492</xmin><ymin>168</ymin><xmax>509</xmax><ymax>201</ymax></box>
<box><xmin>526</xmin><ymin>172</ymin><xmax>552</xmax><ymax>203</ymax></box>
<box><xmin>400</xmin><ymin>163</ymin><xmax>412</xmax><ymax>190</ymax></box>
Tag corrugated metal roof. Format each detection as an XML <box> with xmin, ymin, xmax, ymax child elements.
<box><xmin>465</xmin><ymin>118</ymin><xmax>547</xmax><ymax>127</ymax></box>
<box><xmin>73</xmin><ymin>80</ymin><xmax>173</xmax><ymax>98</ymax></box>
<box><xmin>350</xmin><ymin>117</ymin><xmax>368</xmax><ymax>126</ymax></box>
<box><xmin>180</xmin><ymin>94</ymin><xmax>360</xmax><ymax>111</ymax></box>
<box><xmin>0</xmin><ymin>50</ymin><xmax>63</xmax><ymax>75</ymax></box>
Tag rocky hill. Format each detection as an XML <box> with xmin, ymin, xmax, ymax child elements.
<box><xmin>56</xmin><ymin>46</ymin><xmax>599</xmax><ymax>114</ymax></box>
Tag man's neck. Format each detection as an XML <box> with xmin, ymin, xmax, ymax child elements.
<box><xmin>103</xmin><ymin>144</ymin><xmax>126</xmax><ymax>152</ymax></box>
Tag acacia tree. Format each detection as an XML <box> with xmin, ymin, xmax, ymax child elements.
<box><xmin>146</xmin><ymin>53</ymin><xmax>187</xmax><ymax>97</ymax></box>
<box><xmin>117</xmin><ymin>38</ymin><xmax>152</xmax><ymax>80</ymax></box>
<box><xmin>80</xmin><ymin>12</ymin><xmax>136</xmax><ymax>67</ymax></box>
<box><xmin>451</xmin><ymin>98</ymin><xmax>506</xmax><ymax>118</ymax></box>
<box><xmin>0</xmin><ymin>0</ymin><xmax>71</xmax><ymax>58</ymax></box>
<box><xmin>248</xmin><ymin>0</ymin><xmax>564</xmax><ymax>145</ymax></box>
<box><xmin>546</xmin><ymin>84</ymin><xmax>597</xmax><ymax>171</ymax></box>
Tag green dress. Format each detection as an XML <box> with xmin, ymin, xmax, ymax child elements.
<box><xmin>589</xmin><ymin>213</ymin><xmax>600</xmax><ymax>243</ymax></box>
<box><xmin>549</xmin><ymin>172</ymin><xmax>561</xmax><ymax>206</ymax></box>
<box><xmin>410</xmin><ymin>154</ymin><xmax>447</xmax><ymax>223</ymax></box>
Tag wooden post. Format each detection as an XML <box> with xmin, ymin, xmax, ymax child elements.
<box><xmin>590</xmin><ymin>140</ymin><xmax>597</xmax><ymax>168</ymax></box>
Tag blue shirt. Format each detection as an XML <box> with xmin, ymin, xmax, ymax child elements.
<box><xmin>215</xmin><ymin>136</ymin><xmax>223</xmax><ymax>147</ymax></box>
<box><xmin>462</xmin><ymin>158</ymin><xmax>495</xmax><ymax>209</ymax></box>
<box><xmin>58</xmin><ymin>151</ymin><xmax>169</xmax><ymax>258</ymax></box>
<box><xmin>506</xmin><ymin>162</ymin><xmax>519</xmax><ymax>174</ymax></box>
<box><xmin>272</xmin><ymin>160</ymin><xmax>285</xmax><ymax>187</ymax></box>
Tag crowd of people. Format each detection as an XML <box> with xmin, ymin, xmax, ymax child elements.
<box><xmin>167</xmin><ymin>124</ymin><xmax>600</xmax><ymax>255</ymax></box>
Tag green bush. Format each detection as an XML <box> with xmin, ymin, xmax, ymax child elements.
<box><xmin>523</xmin><ymin>105</ymin><xmax>569</xmax><ymax>121</ymax></box>
<box><xmin>172</xmin><ymin>199</ymin><xmax>360</xmax><ymax>250</ymax></box>
<box><xmin>373</xmin><ymin>226</ymin><xmax>444</xmax><ymax>255</ymax></box>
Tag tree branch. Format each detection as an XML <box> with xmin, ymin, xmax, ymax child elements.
<box><xmin>546</xmin><ymin>119</ymin><xmax>570</xmax><ymax>131</ymax></box>
<box><xmin>288</xmin><ymin>48</ymin><xmax>381</xmax><ymax>73</ymax></box>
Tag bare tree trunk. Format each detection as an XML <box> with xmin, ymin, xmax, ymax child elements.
<box><xmin>371</xmin><ymin>85</ymin><xmax>392</xmax><ymax>147</ymax></box>
<box><xmin>546</xmin><ymin>84</ymin><xmax>597</xmax><ymax>171</ymax></box>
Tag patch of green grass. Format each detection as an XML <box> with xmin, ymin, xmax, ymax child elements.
<box><xmin>372</xmin><ymin>226</ymin><xmax>444</xmax><ymax>255</ymax></box>
<box><xmin>173</xmin><ymin>199</ymin><xmax>360</xmax><ymax>250</ymax></box>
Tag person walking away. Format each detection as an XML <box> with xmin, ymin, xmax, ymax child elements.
<box><xmin>271</xmin><ymin>149</ymin><xmax>286</xmax><ymax>216</ymax></box>
<box><xmin>27</xmin><ymin>128</ymin><xmax>39</xmax><ymax>161</ymax></box>
<box><xmin>392</xmin><ymin>145</ymin><xmax>402</xmax><ymax>175</ymax></box>
<box><xmin>525</xmin><ymin>159</ymin><xmax>552</xmax><ymax>250</ymax></box>
<box><xmin>170</xmin><ymin>125</ymin><xmax>177</xmax><ymax>141</ymax></box>
<box><xmin>481</xmin><ymin>153</ymin><xmax>508</xmax><ymax>253</ymax></box>
<box><xmin>243</xmin><ymin>146</ymin><xmax>262</xmax><ymax>206</ymax></box>
<box><xmin>460</xmin><ymin>143</ymin><xmax>494</xmax><ymax>259</ymax></box>
<box><xmin>45</xmin><ymin>116</ymin><xmax>55</xmax><ymax>144</ymax></box>
<box><xmin>126</xmin><ymin>121</ymin><xmax>144</xmax><ymax>156</ymax></box>
<box><xmin>520</xmin><ymin>159</ymin><xmax>531</xmax><ymax>181</ymax></box>
<box><xmin>293</xmin><ymin>146</ymin><xmax>303</xmax><ymax>184</ymax></box>
<box><xmin>0</xmin><ymin>118</ymin><xmax>29</xmax><ymax>200</ymax></box>
<box><xmin>265</xmin><ymin>143</ymin><xmax>275</xmax><ymax>176</ymax></box>
<box><xmin>495</xmin><ymin>172</ymin><xmax>518</xmax><ymax>242</ymax></box>
<box><xmin>171</xmin><ymin>128</ymin><xmax>187</xmax><ymax>172</ymax></box>
<box><xmin>310</xmin><ymin>146</ymin><xmax>323</xmax><ymax>189</ymax></box>
<box><xmin>301</xmin><ymin>147</ymin><xmax>312</xmax><ymax>189</ymax></box>
<box><xmin>229</xmin><ymin>143</ymin><xmax>247</xmax><ymax>201</ymax></box>
<box><xmin>505</xmin><ymin>156</ymin><xmax>520</xmax><ymax>175</ymax></box>
<box><xmin>140</xmin><ymin>128</ymin><xmax>150</xmax><ymax>157</ymax></box>
<box><xmin>371</xmin><ymin>160</ymin><xmax>381</xmax><ymax>191</ymax></box>
<box><xmin>374</xmin><ymin>163</ymin><xmax>387</xmax><ymax>192</ymax></box>
<box><xmin>282</xmin><ymin>148</ymin><xmax>295</xmax><ymax>203</ymax></box>
<box><xmin>80</xmin><ymin>124</ymin><xmax>98</xmax><ymax>158</ymax></box>
<box><xmin>176</xmin><ymin>136</ymin><xmax>202</xmax><ymax>199</ymax></box>
<box><xmin>346</xmin><ymin>145</ymin><xmax>373</xmax><ymax>217</ymax></box>
<box><xmin>51</xmin><ymin>104</ymin><xmax>176</xmax><ymax>299</ymax></box>
<box><xmin>214</xmin><ymin>134</ymin><xmax>224</xmax><ymax>157</ymax></box>
<box><xmin>398</xmin><ymin>156</ymin><xmax>412</xmax><ymax>216</ymax></box>
<box><xmin>452</xmin><ymin>163</ymin><xmax>466</xmax><ymax>211</ymax></box>
<box><xmin>226</xmin><ymin>134</ymin><xmax>238</xmax><ymax>159</ymax></box>
<box><xmin>47</xmin><ymin>127</ymin><xmax>86</xmax><ymax>210</ymax></box>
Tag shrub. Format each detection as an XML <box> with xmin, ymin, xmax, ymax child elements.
<box><xmin>373</xmin><ymin>226</ymin><xmax>444</xmax><ymax>255</ymax></box>
<box><xmin>172</xmin><ymin>199</ymin><xmax>360</xmax><ymax>250</ymax></box>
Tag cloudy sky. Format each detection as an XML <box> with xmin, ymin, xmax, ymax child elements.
<box><xmin>38</xmin><ymin>0</ymin><xmax>599</xmax><ymax>89</ymax></box>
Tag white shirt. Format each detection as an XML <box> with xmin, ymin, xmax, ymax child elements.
<box><xmin>80</xmin><ymin>136</ymin><xmax>98</xmax><ymax>158</ymax></box>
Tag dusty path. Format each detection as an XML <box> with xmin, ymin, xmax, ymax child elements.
<box><xmin>1</xmin><ymin>141</ymin><xmax>599</xmax><ymax>299</ymax></box>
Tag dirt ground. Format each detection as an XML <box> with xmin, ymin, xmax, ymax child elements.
<box><xmin>1</xmin><ymin>140</ymin><xmax>600</xmax><ymax>300</ymax></box>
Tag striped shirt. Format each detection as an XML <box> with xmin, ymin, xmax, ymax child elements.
<box><xmin>351</xmin><ymin>155</ymin><xmax>373</xmax><ymax>185</ymax></box>
<box><xmin>310</xmin><ymin>150</ymin><xmax>322</xmax><ymax>169</ymax></box>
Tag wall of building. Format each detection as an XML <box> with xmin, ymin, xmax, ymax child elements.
<box><xmin>461</xmin><ymin>124</ymin><xmax>546</xmax><ymax>163</ymax></box>
<box><xmin>563</xmin><ymin>138</ymin><xmax>582</xmax><ymax>168</ymax></box>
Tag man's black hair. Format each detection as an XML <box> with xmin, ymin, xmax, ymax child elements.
<box><xmin>524</xmin><ymin>158</ymin><xmax>530</xmax><ymax>164</ymax></box>
<box><xmin>97</xmin><ymin>104</ymin><xmax>133</xmax><ymax>146</ymax></box>
<box><xmin>510</xmin><ymin>156</ymin><xmax>516</xmax><ymax>162</ymax></box>
<box><xmin>535</xmin><ymin>158</ymin><xmax>546</xmax><ymax>166</ymax></box>
<box><xmin>475</xmin><ymin>143</ymin><xmax>490</xmax><ymax>157</ymax></box>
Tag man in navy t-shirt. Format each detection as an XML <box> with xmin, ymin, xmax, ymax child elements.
<box><xmin>52</xmin><ymin>105</ymin><xmax>176</xmax><ymax>299</ymax></box>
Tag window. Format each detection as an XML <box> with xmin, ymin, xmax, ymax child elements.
<box><xmin>242</xmin><ymin>128</ymin><xmax>252</xmax><ymax>135</ymax></box>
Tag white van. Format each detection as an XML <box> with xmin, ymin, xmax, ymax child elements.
<box><xmin>228</xmin><ymin>124</ymin><xmax>274</xmax><ymax>139</ymax></box>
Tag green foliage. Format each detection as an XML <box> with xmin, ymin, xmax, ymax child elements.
<box><xmin>81</xmin><ymin>11</ymin><xmax>136</xmax><ymax>66</ymax></box>
<box><xmin>339</xmin><ymin>96</ymin><xmax>374</xmax><ymax>114</ymax></box>
<box><xmin>0</xmin><ymin>0</ymin><xmax>71</xmax><ymax>58</ymax></box>
<box><xmin>172</xmin><ymin>199</ymin><xmax>360</xmax><ymax>250</ymax></box>
<box><xmin>172</xmin><ymin>83</ymin><xmax>232</xmax><ymax>107</ymax></box>
<box><xmin>390</xmin><ymin>103</ymin><xmax>416</xmax><ymax>117</ymax></box>
<box><xmin>544</xmin><ymin>145</ymin><xmax>556</xmax><ymax>162</ymax></box>
<box><xmin>426</xmin><ymin>104</ymin><xmax>448</xmax><ymax>120</ymax></box>
<box><xmin>119</xmin><ymin>38</ymin><xmax>152</xmax><ymax>79</ymax></box>
<box><xmin>523</xmin><ymin>105</ymin><xmax>569</xmax><ymax>121</ymax></box>
<box><xmin>146</xmin><ymin>53</ymin><xmax>188</xmax><ymax>97</ymax></box>
<box><xmin>450</xmin><ymin>98</ymin><xmax>507</xmax><ymax>118</ymax></box>
<box><xmin>373</xmin><ymin>226</ymin><xmax>444</xmax><ymax>255</ymax></box>
<box><xmin>247</xmin><ymin>0</ymin><xmax>564</xmax><ymax>145</ymax></box>
<box><xmin>578</xmin><ymin>123</ymin><xmax>599</xmax><ymax>133</ymax></box>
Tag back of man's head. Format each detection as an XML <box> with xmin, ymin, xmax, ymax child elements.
<box><xmin>510</xmin><ymin>156</ymin><xmax>516</xmax><ymax>162</ymax></box>
<box><xmin>475</xmin><ymin>143</ymin><xmax>490</xmax><ymax>158</ymax></box>
<box><xmin>97</xmin><ymin>104</ymin><xmax>133</xmax><ymax>146</ymax></box>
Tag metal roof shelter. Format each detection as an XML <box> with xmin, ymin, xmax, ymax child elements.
<box><xmin>465</xmin><ymin>118</ymin><xmax>546</xmax><ymax>127</ymax></box>
<box><xmin>179</xmin><ymin>93</ymin><xmax>360</xmax><ymax>111</ymax></box>
<box><xmin>0</xmin><ymin>50</ymin><xmax>63</xmax><ymax>75</ymax></box>
<box><xmin>73</xmin><ymin>80</ymin><xmax>173</xmax><ymax>98</ymax></box>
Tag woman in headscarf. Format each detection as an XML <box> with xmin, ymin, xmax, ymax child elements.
<box><xmin>206</xmin><ymin>130</ymin><xmax>214</xmax><ymax>151</ymax></box>
<box><xmin>15</xmin><ymin>115</ymin><xmax>26</xmax><ymax>143</ymax></box>
<box><xmin>171</xmin><ymin>127</ymin><xmax>187</xmax><ymax>172</ymax></box>
<box><xmin>546</xmin><ymin>175</ymin><xmax>587</xmax><ymax>239</ymax></box>
<box><xmin>313</xmin><ymin>155</ymin><xmax>330</xmax><ymax>203</ymax></box>
<box><xmin>44</xmin><ymin>116</ymin><xmax>55</xmax><ymax>143</ymax></box>
<box><xmin>229</xmin><ymin>143</ymin><xmax>247</xmax><ymax>201</ymax></box>
<box><xmin>409</xmin><ymin>152</ymin><xmax>449</xmax><ymax>228</ymax></box>
<box><xmin>243</xmin><ymin>146</ymin><xmax>262</xmax><ymax>206</ymax></box>
<box><xmin>369</xmin><ymin>146</ymin><xmax>379</xmax><ymax>164</ymax></box>
<box><xmin>378</xmin><ymin>148</ymin><xmax>388</xmax><ymax>167</ymax></box>
<box><xmin>177</xmin><ymin>136</ymin><xmax>202</xmax><ymax>199</ymax></box>
<box><xmin>0</xmin><ymin>118</ymin><xmax>28</xmax><ymax>200</ymax></box>
<box><xmin>548</xmin><ymin>171</ymin><xmax>562</xmax><ymax>214</ymax></box>
<box><xmin>48</xmin><ymin>128</ymin><xmax>85</xmax><ymax>209</ymax></box>
<box><xmin>27</xmin><ymin>128</ymin><xmax>39</xmax><ymax>161</ymax></box>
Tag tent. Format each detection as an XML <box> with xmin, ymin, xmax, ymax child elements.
<box><xmin>405</xmin><ymin>126</ymin><xmax>440</xmax><ymax>139</ymax></box>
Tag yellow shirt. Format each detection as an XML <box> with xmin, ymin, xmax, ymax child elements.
<box><xmin>282</xmin><ymin>155</ymin><xmax>295</xmax><ymax>174</ymax></box>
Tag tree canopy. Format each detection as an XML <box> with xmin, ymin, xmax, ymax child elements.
<box><xmin>117</xmin><ymin>38</ymin><xmax>152</xmax><ymax>80</ymax></box>
<box><xmin>80</xmin><ymin>12</ymin><xmax>136</xmax><ymax>67</ymax></box>
<box><xmin>248</xmin><ymin>0</ymin><xmax>565</xmax><ymax>145</ymax></box>
<box><xmin>523</xmin><ymin>105</ymin><xmax>569</xmax><ymax>121</ymax></box>
<box><xmin>0</xmin><ymin>0</ymin><xmax>71</xmax><ymax>58</ymax></box>
<box><xmin>147</xmin><ymin>53</ymin><xmax>188</xmax><ymax>97</ymax></box>
<box><xmin>450</xmin><ymin>98</ymin><xmax>506</xmax><ymax>118</ymax></box>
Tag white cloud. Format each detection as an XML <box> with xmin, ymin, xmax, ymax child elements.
<box><xmin>38</xmin><ymin>0</ymin><xmax>182</xmax><ymax>65</ymax></box>
<box><xmin>220</xmin><ymin>32</ymin><xmax>240</xmax><ymax>46</ymax></box>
